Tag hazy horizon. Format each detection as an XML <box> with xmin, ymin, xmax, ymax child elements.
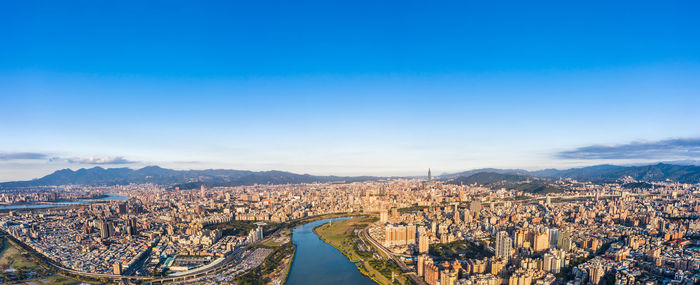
<box><xmin>2</xmin><ymin>159</ymin><xmax>699</xmax><ymax>183</ymax></box>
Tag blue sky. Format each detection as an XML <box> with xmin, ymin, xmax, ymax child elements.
<box><xmin>1</xmin><ymin>0</ymin><xmax>700</xmax><ymax>180</ymax></box>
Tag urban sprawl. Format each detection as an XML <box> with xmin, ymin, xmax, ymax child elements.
<box><xmin>0</xmin><ymin>171</ymin><xmax>699</xmax><ymax>285</ymax></box>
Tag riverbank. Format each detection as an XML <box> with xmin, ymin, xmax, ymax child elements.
<box><xmin>286</xmin><ymin>217</ymin><xmax>375</xmax><ymax>285</ymax></box>
<box><xmin>0</xmin><ymin>193</ymin><xmax>130</xmax><ymax>211</ymax></box>
<box><xmin>285</xmin><ymin>212</ymin><xmax>359</xmax><ymax>228</ymax></box>
<box><xmin>222</xmin><ymin>213</ymin><xmax>356</xmax><ymax>284</ymax></box>
<box><xmin>276</xmin><ymin>213</ymin><xmax>360</xmax><ymax>284</ymax></box>
<box><xmin>313</xmin><ymin>216</ymin><xmax>411</xmax><ymax>285</ymax></box>
<box><xmin>280</xmin><ymin>242</ymin><xmax>296</xmax><ymax>283</ymax></box>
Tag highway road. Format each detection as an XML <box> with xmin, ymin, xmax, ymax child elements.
<box><xmin>360</xmin><ymin>226</ymin><xmax>426</xmax><ymax>285</ymax></box>
<box><xmin>1</xmin><ymin>226</ymin><xmax>284</xmax><ymax>284</ymax></box>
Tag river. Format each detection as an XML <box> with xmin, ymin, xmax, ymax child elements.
<box><xmin>286</xmin><ymin>217</ymin><xmax>375</xmax><ymax>285</ymax></box>
<box><xmin>0</xmin><ymin>193</ymin><xmax>130</xmax><ymax>210</ymax></box>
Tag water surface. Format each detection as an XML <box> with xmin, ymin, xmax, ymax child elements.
<box><xmin>0</xmin><ymin>193</ymin><xmax>129</xmax><ymax>210</ymax></box>
<box><xmin>286</xmin><ymin>217</ymin><xmax>375</xmax><ymax>285</ymax></box>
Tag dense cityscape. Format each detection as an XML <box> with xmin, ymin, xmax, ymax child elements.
<box><xmin>0</xmin><ymin>169</ymin><xmax>698</xmax><ymax>285</ymax></box>
<box><xmin>3</xmin><ymin>1</ymin><xmax>699</xmax><ymax>285</ymax></box>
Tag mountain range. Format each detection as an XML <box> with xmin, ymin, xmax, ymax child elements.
<box><xmin>444</xmin><ymin>163</ymin><xmax>700</xmax><ymax>184</ymax></box>
<box><xmin>1</xmin><ymin>163</ymin><xmax>698</xmax><ymax>189</ymax></box>
<box><xmin>0</xmin><ymin>166</ymin><xmax>380</xmax><ymax>189</ymax></box>
<box><xmin>447</xmin><ymin>172</ymin><xmax>564</xmax><ymax>194</ymax></box>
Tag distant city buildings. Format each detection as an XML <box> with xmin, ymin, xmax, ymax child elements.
<box><xmin>0</xmin><ymin>175</ymin><xmax>697</xmax><ymax>284</ymax></box>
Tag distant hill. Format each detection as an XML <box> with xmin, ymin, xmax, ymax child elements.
<box><xmin>440</xmin><ymin>168</ymin><xmax>530</xmax><ymax>179</ymax></box>
<box><xmin>532</xmin><ymin>163</ymin><xmax>700</xmax><ymax>183</ymax></box>
<box><xmin>447</xmin><ymin>172</ymin><xmax>563</xmax><ymax>194</ymax></box>
<box><xmin>0</xmin><ymin>166</ymin><xmax>381</xmax><ymax>189</ymax></box>
<box><xmin>3</xmin><ymin>162</ymin><xmax>698</xmax><ymax>189</ymax></box>
<box><xmin>622</xmin><ymin>182</ymin><xmax>654</xmax><ymax>189</ymax></box>
<box><xmin>443</xmin><ymin>163</ymin><xmax>700</xmax><ymax>184</ymax></box>
<box><xmin>449</xmin><ymin>172</ymin><xmax>532</xmax><ymax>185</ymax></box>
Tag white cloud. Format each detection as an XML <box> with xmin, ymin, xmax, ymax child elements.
<box><xmin>66</xmin><ymin>156</ymin><xmax>136</xmax><ymax>165</ymax></box>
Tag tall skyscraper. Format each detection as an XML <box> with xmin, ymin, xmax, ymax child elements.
<box><xmin>256</xmin><ymin>226</ymin><xmax>263</xmax><ymax>241</ymax></box>
<box><xmin>99</xmin><ymin>220</ymin><xmax>113</xmax><ymax>239</ymax></box>
<box><xmin>427</xmin><ymin>168</ymin><xmax>432</xmax><ymax>190</ymax></box>
<box><xmin>495</xmin><ymin>231</ymin><xmax>512</xmax><ymax>260</ymax></box>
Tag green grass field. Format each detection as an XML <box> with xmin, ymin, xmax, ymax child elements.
<box><xmin>429</xmin><ymin>239</ymin><xmax>493</xmax><ymax>261</ymax></box>
<box><xmin>314</xmin><ymin>217</ymin><xmax>408</xmax><ymax>285</ymax></box>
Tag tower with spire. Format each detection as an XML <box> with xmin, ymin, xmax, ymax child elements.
<box><xmin>428</xmin><ymin>168</ymin><xmax>432</xmax><ymax>190</ymax></box>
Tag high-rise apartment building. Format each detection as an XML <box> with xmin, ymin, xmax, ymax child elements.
<box><xmin>495</xmin><ymin>231</ymin><xmax>512</xmax><ymax>259</ymax></box>
<box><xmin>470</xmin><ymin>200</ymin><xmax>482</xmax><ymax>213</ymax></box>
<box><xmin>589</xmin><ymin>263</ymin><xmax>605</xmax><ymax>285</ymax></box>
<box><xmin>407</xmin><ymin>224</ymin><xmax>417</xmax><ymax>245</ymax></box>
<box><xmin>380</xmin><ymin>210</ymin><xmax>389</xmax><ymax>223</ymax></box>
<box><xmin>385</xmin><ymin>224</ymin><xmax>416</xmax><ymax>247</ymax></box>
<box><xmin>557</xmin><ymin>230</ymin><xmax>571</xmax><ymax>250</ymax></box>
<box><xmin>419</xmin><ymin>233</ymin><xmax>430</xmax><ymax>254</ymax></box>
<box><xmin>99</xmin><ymin>220</ymin><xmax>114</xmax><ymax>239</ymax></box>
<box><xmin>417</xmin><ymin>254</ymin><xmax>426</xmax><ymax>276</ymax></box>
<box><xmin>440</xmin><ymin>269</ymin><xmax>458</xmax><ymax>285</ymax></box>
<box><xmin>533</xmin><ymin>231</ymin><xmax>549</xmax><ymax>252</ymax></box>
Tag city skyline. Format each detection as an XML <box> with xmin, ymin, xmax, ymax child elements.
<box><xmin>2</xmin><ymin>2</ymin><xmax>699</xmax><ymax>285</ymax></box>
<box><xmin>2</xmin><ymin>1</ymin><xmax>700</xmax><ymax>180</ymax></box>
